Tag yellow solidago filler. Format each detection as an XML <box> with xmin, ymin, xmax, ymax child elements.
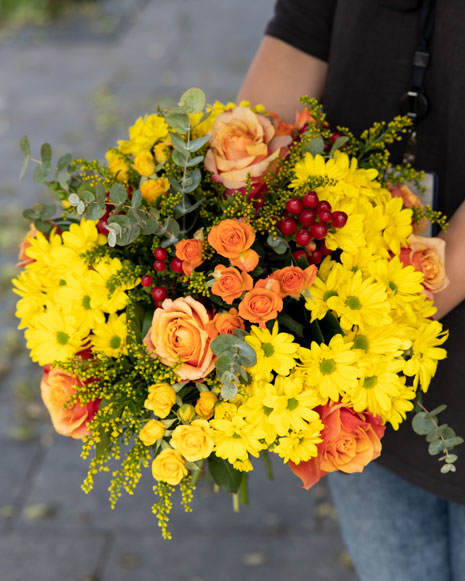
<box><xmin>326</xmin><ymin>269</ymin><xmax>392</xmax><ymax>332</ymax></box>
<box><xmin>140</xmin><ymin>177</ymin><xmax>170</xmax><ymax>203</ymax></box>
<box><xmin>152</xmin><ymin>448</ymin><xmax>187</xmax><ymax>486</ymax></box>
<box><xmin>274</xmin><ymin>422</ymin><xmax>324</xmax><ymax>464</ymax></box>
<box><xmin>245</xmin><ymin>322</ymin><xmax>300</xmax><ymax>379</ymax></box>
<box><xmin>144</xmin><ymin>383</ymin><xmax>176</xmax><ymax>418</ymax></box>
<box><xmin>194</xmin><ymin>391</ymin><xmax>218</xmax><ymax>420</ymax></box>
<box><xmin>90</xmin><ymin>312</ymin><xmax>128</xmax><ymax>357</ymax></box>
<box><xmin>134</xmin><ymin>150</ymin><xmax>156</xmax><ymax>177</ymax></box>
<box><xmin>300</xmin><ymin>334</ymin><xmax>359</xmax><ymax>403</ymax></box>
<box><xmin>170</xmin><ymin>419</ymin><xmax>214</xmax><ymax>462</ymax></box>
<box><xmin>105</xmin><ymin>150</ymin><xmax>129</xmax><ymax>182</ymax></box>
<box><xmin>118</xmin><ymin>114</ymin><xmax>169</xmax><ymax>156</ymax></box>
<box><xmin>139</xmin><ymin>419</ymin><xmax>166</xmax><ymax>446</ymax></box>
<box><xmin>210</xmin><ymin>414</ymin><xmax>264</xmax><ymax>468</ymax></box>
<box><xmin>403</xmin><ymin>320</ymin><xmax>448</xmax><ymax>392</ymax></box>
<box><xmin>262</xmin><ymin>374</ymin><xmax>321</xmax><ymax>436</ymax></box>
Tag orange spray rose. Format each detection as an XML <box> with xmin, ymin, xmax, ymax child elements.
<box><xmin>176</xmin><ymin>238</ymin><xmax>204</xmax><ymax>276</ymax></box>
<box><xmin>208</xmin><ymin>218</ymin><xmax>259</xmax><ymax>272</ymax></box>
<box><xmin>211</xmin><ymin>264</ymin><xmax>253</xmax><ymax>304</ymax></box>
<box><xmin>238</xmin><ymin>278</ymin><xmax>283</xmax><ymax>327</ymax></box>
<box><xmin>270</xmin><ymin>265</ymin><xmax>317</xmax><ymax>298</ymax></box>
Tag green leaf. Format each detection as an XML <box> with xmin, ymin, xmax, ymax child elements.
<box><xmin>19</xmin><ymin>136</ymin><xmax>31</xmax><ymax>157</ymax></box>
<box><xmin>23</xmin><ymin>203</ymin><xmax>44</xmax><ymax>220</ymax></box>
<box><xmin>180</xmin><ymin>87</ymin><xmax>206</xmax><ymax>114</ymax></box>
<box><xmin>319</xmin><ymin>311</ymin><xmax>344</xmax><ymax>342</ymax></box>
<box><xmin>215</xmin><ymin>355</ymin><xmax>233</xmax><ymax>375</ymax></box>
<box><xmin>428</xmin><ymin>404</ymin><xmax>447</xmax><ymax>417</ymax></box>
<box><xmin>428</xmin><ymin>440</ymin><xmax>444</xmax><ymax>456</ymax></box>
<box><xmin>107</xmin><ymin>230</ymin><xmax>117</xmax><ymax>247</ymax></box>
<box><xmin>445</xmin><ymin>454</ymin><xmax>458</xmax><ymax>464</ymax></box>
<box><xmin>86</xmin><ymin>202</ymin><xmax>105</xmax><ymax>220</ymax></box>
<box><xmin>412</xmin><ymin>412</ymin><xmax>433</xmax><ymax>436</ymax></box>
<box><xmin>76</xmin><ymin>201</ymin><xmax>85</xmax><ymax>215</ymax></box>
<box><xmin>109</xmin><ymin>183</ymin><xmax>127</xmax><ymax>204</ymax></box>
<box><xmin>303</xmin><ymin>136</ymin><xmax>325</xmax><ymax>156</ymax></box>
<box><xmin>267</xmin><ymin>234</ymin><xmax>288</xmax><ymax>254</ymax></box>
<box><xmin>40</xmin><ymin>204</ymin><xmax>56</xmax><ymax>220</ymax></box>
<box><xmin>185</xmin><ymin>155</ymin><xmax>205</xmax><ymax>167</ymax></box>
<box><xmin>40</xmin><ymin>143</ymin><xmax>52</xmax><ymax>164</ymax></box>
<box><xmin>307</xmin><ymin>320</ymin><xmax>325</xmax><ymax>344</ymax></box>
<box><xmin>19</xmin><ymin>156</ymin><xmax>30</xmax><ymax>180</ymax></box>
<box><xmin>95</xmin><ymin>184</ymin><xmax>106</xmax><ymax>207</ymax></box>
<box><xmin>236</xmin><ymin>341</ymin><xmax>257</xmax><ymax>367</ymax></box>
<box><xmin>191</xmin><ymin>110</ymin><xmax>211</xmax><ymax>129</ymax></box>
<box><xmin>33</xmin><ymin>162</ymin><xmax>51</xmax><ymax>183</ymax></box>
<box><xmin>329</xmin><ymin>136</ymin><xmax>349</xmax><ymax>157</ymax></box>
<box><xmin>56</xmin><ymin>171</ymin><xmax>70</xmax><ymax>192</ymax></box>
<box><xmin>238</xmin><ymin>473</ymin><xmax>249</xmax><ymax>506</ymax></box>
<box><xmin>34</xmin><ymin>219</ymin><xmax>52</xmax><ymax>234</ymax></box>
<box><xmin>182</xmin><ymin>168</ymin><xmax>202</xmax><ymax>193</ymax></box>
<box><xmin>426</xmin><ymin>425</ymin><xmax>448</xmax><ymax>443</ymax></box>
<box><xmin>131</xmin><ymin>190</ymin><xmax>142</xmax><ymax>209</ymax></box>
<box><xmin>172</xmin><ymin>149</ymin><xmax>190</xmax><ymax>167</ymax></box>
<box><xmin>169</xmin><ymin>131</ymin><xmax>189</xmax><ymax>155</ymax></box>
<box><xmin>277</xmin><ymin>312</ymin><xmax>304</xmax><ymax>338</ymax></box>
<box><xmin>210</xmin><ymin>334</ymin><xmax>239</xmax><ymax>355</ymax></box>
<box><xmin>187</xmin><ymin>135</ymin><xmax>211</xmax><ymax>152</ymax></box>
<box><xmin>261</xmin><ymin>450</ymin><xmax>274</xmax><ymax>481</ymax></box>
<box><xmin>165</xmin><ymin>112</ymin><xmax>189</xmax><ymax>134</ymax></box>
<box><xmin>220</xmin><ymin>379</ymin><xmax>238</xmax><ymax>400</ymax></box>
<box><xmin>57</xmin><ymin>153</ymin><xmax>72</xmax><ymax>171</ymax></box>
<box><xmin>68</xmin><ymin>193</ymin><xmax>80</xmax><ymax>206</ymax></box>
<box><xmin>440</xmin><ymin>463</ymin><xmax>456</xmax><ymax>474</ymax></box>
<box><xmin>442</xmin><ymin>436</ymin><xmax>464</xmax><ymax>448</ymax></box>
<box><xmin>208</xmin><ymin>454</ymin><xmax>242</xmax><ymax>494</ymax></box>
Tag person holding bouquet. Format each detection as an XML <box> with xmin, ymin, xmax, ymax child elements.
<box><xmin>238</xmin><ymin>1</ymin><xmax>465</xmax><ymax>579</ymax></box>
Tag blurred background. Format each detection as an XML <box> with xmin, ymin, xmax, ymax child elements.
<box><xmin>0</xmin><ymin>1</ymin><xmax>356</xmax><ymax>579</ymax></box>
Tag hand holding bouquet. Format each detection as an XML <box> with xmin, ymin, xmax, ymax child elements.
<box><xmin>14</xmin><ymin>88</ymin><xmax>459</xmax><ymax>538</ymax></box>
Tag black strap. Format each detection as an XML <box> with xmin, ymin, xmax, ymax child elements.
<box><xmin>400</xmin><ymin>0</ymin><xmax>436</xmax><ymax>164</ymax></box>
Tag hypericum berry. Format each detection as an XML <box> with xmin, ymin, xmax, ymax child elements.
<box><xmin>279</xmin><ymin>217</ymin><xmax>297</xmax><ymax>236</ymax></box>
<box><xmin>292</xmin><ymin>249</ymin><xmax>307</xmax><ymax>263</ymax></box>
<box><xmin>153</xmin><ymin>260</ymin><xmax>166</xmax><ymax>272</ymax></box>
<box><xmin>286</xmin><ymin>197</ymin><xmax>304</xmax><ymax>215</ymax></box>
<box><xmin>295</xmin><ymin>228</ymin><xmax>312</xmax><ymax>246</ymax></box>
<box><xmin>317</xmin><ymin>200</ymin><xmax>332</xmax><ymax>213</ymax></box>
<box><xmin>332</xmin><ymin>211</ymin><xmax>348</xmax><ymax>228</ymax></box>
<box><xmin>319</xmin><ymin>240</ymin><xmax>332</xmax><ymax>255</ymax></box>
<box><xmin>330</xmin><ymin>131</ymin><xmax>344</xmax><ymax>143</ymax></box>
<box><xmin>170</xmin><ymin>257</ymin><xmax>183</xmax><ymax>273</ymax></box>
<box><xmin>309</xmin><ymin>249</ymin><xmax>323</xmax><ymax>264</ymax></box>
<box><xmin>299</xmin><ymin>209</ymin><xmax>316</xmax><ymax>227</ymax></box>
<box><xmin>141</xmin><ymin>275</ymin><xmax>153</xmax><ymax>287</ymax></box>
<box><xmin>318</xmin><ymin>209</ymin><xmax>333</xmax><ymax>223</ymax></box>
<box><xmin>304</xmin><ymin>241</ymin><xmax>317</xmax><ymax>254</ymax></box>
<box><xmin>152</xmin><ymin>286</ymin><xmax>168</xmax><ymax>303</ymax></box>
<box><xmin>311</xmin><ymin>222</ymin><xmax>328</xmax><ymax>240</ymax></box>
<box><xmin>153</xmin><ymin>247</ymin><xmax>168</xmax><ymax>261</ymax></box>
<box><xmin>302</xmin><ymin>191</ymin><xmax>319</xmax><ymax>208</ymax></box>
<box><xmin>97</xmin><ymin>219</ymin><xmax>109</xmax><ymax>235</ymax></box>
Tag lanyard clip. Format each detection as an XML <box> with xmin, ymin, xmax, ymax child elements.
<box><xmin>399</xmin><ymin>89</ymin><xmax>429</xmax><ymax>124</ymax></box>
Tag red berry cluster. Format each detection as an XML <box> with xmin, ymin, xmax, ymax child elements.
<box><xmin>277</xmin><ymin>191</ymin><xmax>347</xmax><ymax>265</ymax></box>
<box><xmin>139</xmin><ymin>247</ymin><xmax>187</xmax><ymax>306</ymax></box>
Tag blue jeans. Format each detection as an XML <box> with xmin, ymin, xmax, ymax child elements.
<box><xmin>327</xmin><ymin>462</ymin><xmax>465</xmax><ymax>581</ymax></box>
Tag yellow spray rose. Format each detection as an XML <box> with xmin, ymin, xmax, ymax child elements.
<box><xmin>154</xmin><ymin>142</ymin><xmax>171</xmax><ymax>163</ymax></box>
<box><xmin>105</xmin><ymin>150</ymin><xmax>129</xmax><ymax>182</ymax></box>
<box><xmin>170</xmin><ymin>419</ymin><xmax>214</xmax><ymax>462</ymax></box>
<box><xmin>140</xmin><ymin>177</ymin><xmax>170</xmax><ymax>203</ymax></box>
<box><xmin>144</xmin><ymin>383</ymin><xmax>176</xmax><ymax>418</ymax></box>
<box><xmin>134</xmin><ymin>151</ymin><xmax>156</xmax><ymax>177</ymax></box>
<box><xmin>152</xmin><ymin>448</ymin><xmax>187</xmax><ymax>485</ymax></box>
<box><xmin>139</xmin><ymin>419</ymin><xmax>166</xmax><ymax>446</ymax></box>
<box><xmin>194</xmin><ymin>391</ymin><xmax>218</xmax><ymax>420</ymax></box>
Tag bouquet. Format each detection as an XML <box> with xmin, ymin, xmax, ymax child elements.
<box><xmin>13</xmin><ymin>88</ymin><xmax>459</xmax><ymax>538</ymax></box>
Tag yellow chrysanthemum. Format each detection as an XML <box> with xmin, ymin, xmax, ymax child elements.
<box><xmin>92</xmin><ymin>257</ymin><xmax>138</xmax><ymax>313</ymax></box>
<box><xmin>305</xmin><ymin>261</ymin><xmax>349</xmax><ymax>321</ymax></box>
<box><xmin>210</xmin><ymin>415</ymin><xmax>264</xmax><ymax>466</ymax></box>
<box><xmin>91</xmin><ymin>312</ymin><xmax>128</xmax><ymax>357</ymax></box>
<box><xmin>245</xmin><ymin>322</ymin><xmax>300</xmax><ymax>379</ymax></box>
<box><xmin>118</xmin><ymin>114</ymin><xmax>169</xmax><ymax>156</ymax></box>
<box><xmin>300</xmin><ymin>334</ymin><xmax>359</xmax><ymax>402</ymax></box>
<box><xmin>238</xmin><ymin>380</ymin><xmax>278</xmax><ymax>445</ymax></box>
<box><xmin>381</xmin><ymin>197</ymin><xmax>413</xmax><ymax>255</ymax></box>
<box><xmin>273</xmin><ymin>422</ymin><xmax>324</xmax><ymax>464</ymax></box>
<box><xmin>54</xmin><ymin>273</ymin><xmax>106</xmax><ymax>332</ymax></box>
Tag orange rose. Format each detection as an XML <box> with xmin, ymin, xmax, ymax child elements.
<box><xmin>289</xmin><ymin>403</ymin><xmax>385</xmax><ymax>489</ymax></box>
<box><xmin>143</xmin><ymin>296</ymin><xmax>215</xmax><ymax>381</ymax></box>
<box><xmin>206</xmin><ymin>308</ymin><xmax>245</xmax><ymax>339</ymax></box>
<box><xmin>211</xmin><ymin>264</ymin><xmax>253</xmax><ymax>304</ymax></box>
<box><xmin>208</xmin><ymin>219</ymin><xmax>259</xmax><ymax>272</ymax></box>
<box><xmin>205</xmin><ymin>106</ymin><xmax>292</xmax><ymax>189</ymax></box>
<box><xmin>40</xmin><ymin>368</ymin><xmax>100</xmax><ymax>439</ymax></box>
<box><xmin>238</xmin><ymin>278</ymin><xmax>283</xmax><ymax>327</ymax></box>
<box><xmin>176</xmin><ymin>238</ymin><xmax>204</xmax><ymax>276</ymax></box>
<box><xmin>17</xmin><ymin>223</ymin><xmax>38</xmax><ymax>267</ymax></box>
<box><xmin>270</xmin><ymin>265</ymin><xmax>317</xmax><ymax>298</ymax></box>
<box><xmin>399</xmin><ymin>234</ymin><xmax>450</xmax><ymax>296</ymax></box>
<box><xmin>388</xmin><ymin>183</ymin><xmax>428</xmax><ymax>234</ymax></box>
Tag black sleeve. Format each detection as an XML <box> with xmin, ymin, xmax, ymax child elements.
<box><xmin>265</xmin><ymin>0</ymin><xmax>337</xmax><ymax>62</ymax></box>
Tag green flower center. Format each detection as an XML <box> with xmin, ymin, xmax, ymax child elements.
<box><xmin>59</xmin><ymin>279</ymin><xmax>67</xmax><ymax>287</ymax></box>
<box><xmin>346</xmin><ymin>296</ymin><xmax>362</xmax><ymax>310</ymax></box>
<box><xmin>389</xmin><ymin>281</ymin><xmax>398</xmax><ymax>293</ymax></box>
<box><xmin>363</xmin><ymin>375</ymin><xmax>378</xmax><ymax>389</ymax></box>
<box><xmin>287</xmin><ymin>397</ymin><xmax>299</xmax><ymax>410</ymax></box>
<box><xmin>56</xmin><ymin>331</ymin><xmax>69</xmax><ymax>345</ymax></box>
<box><xmin>110</xmin><ymin>335</ymin><xmax>122</xmax><ymax>349</ymax></box>
<box><xmin>323</xmin><ymin>290</ymin><xmax>338</xmax><ymax>301</ymax></box>
<box><xmin>232</xmin><ymin>433</ymin><xmax>242</xmax><ymax>439</ymax></box>
<box><xmin>353</xmin><ymin>335</ymin><xmax>369</xmax><ymax>351</ymax></box>
<box><xmin>261</xmin><ymin>342</ymin><xmax>275</xmax><ymax>357</ymax></box>
<box><xmin>320</xmin><ymin>359</ymin><xmax>336</xmax><ymax>375</ymax></box>
<box><xmin>82</xmin><ymin>295</ymin><xmax>91</xmax><ymax>310</ymax></box>
<box><xmin>263</xmin><ymin>406</ymin><xmax>273</xmax><ymax>416</ymax></box>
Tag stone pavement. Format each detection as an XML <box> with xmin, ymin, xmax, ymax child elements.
<box><xmin>0</xmin><ymin>2</ymin><xmax>357</xmax><ymax>579</ymax></box>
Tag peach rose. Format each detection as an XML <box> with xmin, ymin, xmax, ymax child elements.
<box><xmin>399</xmin><ymin>234</ymin><xmax>450</xmax><ymax>296</ymax></box>
<box><xmin>143</xmin><ymin>296</ymin><xmax>215</xmax><ymax>381</ymax></box>
<box><xmin>270</xmin><ymin>265</ymin><xmax>317</xmax><ymax>298</ymax></box>
<box><xmin>211</xmin><ymin>264</ymin><xmax>253</xmax><ymax>304</ymax></box>
<box><xmin>17</xmin><ymin>223</ymin><xmax>38</xmax><ymax>267</ymax></box>
<box><xmin>238</xmin><ymin>278</ymin><xmax>283</xmax><ymax>328</ymax></box>
<box><xmin>206</xmin><ymin>308</ymin><xmax>245</xmax><ymax>339</ymax></box>
<box><xmin>40</xmin><ymin>368</ymin><xmax>100</xmax><ymax>439</ymax></box>
<box><xmin>195</xmin><ymin>391</ymin><xmax>218</xmax><ymax>420</ymax></box>
<box><xmin>289</xmin><ymin>403</ymin><xmax>385</xmax><ymax>489</ymax></box>
<box><xmin>208</xmin><ymin>219</ymin><xmax>259</xmax><ymax>272</ymax></box>
<box><xmin>205</xmin><ymin>106</ymin><xmax>292</xmax><ymax>189</ymax></box>
<box><xmin>389</xmin><ymin>183</ymin><xmax>428</xmax><ymax>234</ymax></box>
<box><xmin>176</xmin><ymin>238</ymin><xmax>204</xmax><ymax>276</ymax></box>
